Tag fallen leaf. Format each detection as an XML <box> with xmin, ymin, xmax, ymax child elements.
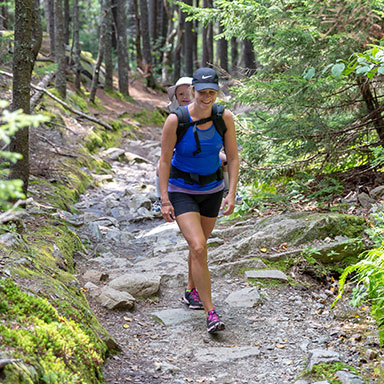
<box><xmin>123</xmin><ymin>324</ymin><xmax>130</xmax><ymax>329</ymax></box>
<box><xmin>260</xmin><ymin>248</ymin><xmax>267</xmax><ymax>253</ymax></box>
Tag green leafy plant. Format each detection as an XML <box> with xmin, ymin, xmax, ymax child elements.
<box><xmin>0</xmin><ymin>101</ymin><xmax>49</xmax><ymax>210</ymax></box>
<box><xmin>333</xmin><ymin>246</ymin><xmax>384</xmax><ymax>345</ymax></box>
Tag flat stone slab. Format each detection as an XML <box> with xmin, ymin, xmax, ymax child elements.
<box><xmin>244</xmin><ymin>269</ymin><xmax>288</xmax><ymax>282</ymax></box>
<box><xmin>225</xmin><ymin>287</ymin><xmax>262</xmax><ymax>308</ymax></box>
<box><xmin>194</xmin><ymin>346</ymin><xmax>260</xmax><ymax>362</ymax></box>
<box><xmin>151</xmin><ymin>308</ymin><xmax>204</xmax><ymax>326</ymax></box>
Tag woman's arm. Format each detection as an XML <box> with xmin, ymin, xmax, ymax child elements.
<box><xmin>221</xmin><ymin>109</ymin><xmax>239</xmax><ymax>215</ymax></box>
<box><xmin>159</xmin><ymin>113</ymin><xmax>178</xmax><ymax>221</ymax></box>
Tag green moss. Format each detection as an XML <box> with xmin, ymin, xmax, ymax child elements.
<box><xmin>0</xmin><ymin>279</ymin><xmax>106</xmax><ymax>384</ymax></box>
<box><xmin>67</xmin><ymin>91</ymin><xmax>90</xmax><ymax>114</ymax></box>
<box><xmin>104</xmin><ymin>89</ymin><xmax>135</xmax><ymax>103</ymax></box>
<box><xmin>132</xmin><ymin>109</ymin><xmax>166</xmax><ymax>126</ymax></box>
<box><xmin>307</xmin><ymin>362</ymin><xmax>358</xmax><ymax>384</ymax></box>
<box><xmin>84</xmin><ymin>126</ymin><xmax>122</xmax><ymax>153</ymax></box>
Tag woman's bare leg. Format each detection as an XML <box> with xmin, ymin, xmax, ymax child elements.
<box><xmin>177</xmin><ymin>212</ymin><xmax>217</xmax><ymax>314</ymax></box>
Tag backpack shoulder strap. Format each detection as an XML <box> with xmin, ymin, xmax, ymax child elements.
<box><xmin>211</xmin><ymin>104</ymin><xmax>227</xmax><ymax>138</ymax></box>
<box><xmin>171</xmin><ymin>106</ymin><xmax>194</xmax><ymax>143</ymax></box>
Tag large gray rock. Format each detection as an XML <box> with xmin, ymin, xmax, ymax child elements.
<box><xmin>109</xmin><ymin>272</ymin><xmax>161</xmax><ymax>298</ymax></box>
<box><xmin>194</xmin><ymin>346</ymin><xmax>260</xmax><ymax>362</ymax></box>
<box><xmin>335</xmin><ymin>370</ymin><xmax>365</xmax><ymax>384</ymax></box>
<box><xmin>98</xmin><ymin>286</ymin><xmax>135</xmax><ymax>310</ymax></box>
<box><xmin>151</xmin><ymin>308</ymin><xmax>204</xmax><ymax>326</ymax></box>
<box><xmin>370</xmin><ymin>185</ymin><xmax>384</xmax><ymax>200</ymax></box>
<box><xmin>210</xmin><ymin>257</ymin><xmax>267</xmax><ymax>277</ymax></box>
<box><xmin>225</xmin><ymin>287</ymin><xmax>263</xmax><ymax>307</ymax></box>
<box><xmin>245</xmin><ymin>269</ymin><xmax>289</xmax><ymax>282</ymax></box>
<box><xmin>210</xmin><ymin>213</ymin><xmax>366</xmax><ymax>262</ymax></box>
<box><xmin>307</xmin><ymin>349</ymin><xmax>341</xmax><ymax>370</ymax></box>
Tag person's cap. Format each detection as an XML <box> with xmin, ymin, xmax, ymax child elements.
<box><xmin>167</xmin><ymin>77</ymin><xmax>193</xmax><ymax>101</ymax></box>
<box><xmin>192</xmin><ymin>67</ymin><xmax>219</xmax><ymax>91</ymax></box>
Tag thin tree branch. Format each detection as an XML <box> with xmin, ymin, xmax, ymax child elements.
<box><xmin>0</xmin><ymin>70</ymin><xmax>113</xmax><ymax>130</ymax></box>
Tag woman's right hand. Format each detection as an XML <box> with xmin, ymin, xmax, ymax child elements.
<box><xmin>161</xmin><ymin>201</ymin><xmax>175</xmax><ymax>222</ymax></box>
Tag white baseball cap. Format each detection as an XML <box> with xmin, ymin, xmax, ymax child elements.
<box><xmin>167</xmin><ymin>77</ymin><xmax>193</xmax><ymax>101</ymax></box>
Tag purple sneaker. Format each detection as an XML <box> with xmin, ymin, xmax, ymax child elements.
<box><xmin>182</xmin><ymin>288</ymin><xmax>203</xmax><ymax>310</ymax></box>
<box><xmin>207</xmin><ymin>307</ymin><xmax>225</xmax><ymax>334</ymax></box>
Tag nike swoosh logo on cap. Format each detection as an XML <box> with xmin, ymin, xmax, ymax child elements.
<box><xmin>201</xmin><ymin>75</ymin><xmax>213</xmax><ymax>79</ymax></box>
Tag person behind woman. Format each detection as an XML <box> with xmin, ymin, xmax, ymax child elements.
<box><xmin>153</xmin><ymin>77</ymin><xmax>193</xmax><ymax>212</ymax></box>
<box><xmin>158</xmin><ymin>67</ymin><xmax>239</xmax><ymax>333</ymax></box>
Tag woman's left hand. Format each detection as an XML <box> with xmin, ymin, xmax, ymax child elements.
<box><xmin>161</xmin><ymin>202</ymin><xmax>175</xmax><ymax>222</ymax></box>
<box><xmin>220</xmin><ymin>194</ymin><xmax>235</xmax><ymax>216</ymax></box>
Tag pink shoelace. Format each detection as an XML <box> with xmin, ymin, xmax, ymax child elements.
<box><xmin>190</xmin><ymin>288</ymin><xmax>201</xmax><ymax>301</ymax></box>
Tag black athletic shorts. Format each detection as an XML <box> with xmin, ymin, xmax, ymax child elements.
<box><xmin>169</xmin><ymin>190</ymin><xmax>224</xmax><ymax>218</ymax></box>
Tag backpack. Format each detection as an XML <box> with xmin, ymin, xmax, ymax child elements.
<box><xmin>171</xmin><ymin>104</ymin><xmax>227</xmax><ymax>153</ymax></box>
<box><xmin>168</xmin><ymin>103</ymin><xmax>227</xmax><ymax>184</ymax></box>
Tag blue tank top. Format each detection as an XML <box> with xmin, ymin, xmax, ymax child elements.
<box><xmin>170</xmin><ymin>106</ymin><xmax>224</xmax><ymax>191</ymax></box>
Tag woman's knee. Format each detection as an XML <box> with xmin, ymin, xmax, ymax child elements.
<box><xmin>188</xmin><ymin>240</ymin><xmax>206</xmax><ymax>259</ymax></box>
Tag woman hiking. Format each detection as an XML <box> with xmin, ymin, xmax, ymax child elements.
<box><xmin>158</xmin><ymin>67</ymin><xmax>239</xmax><ymax>334</ymax></box>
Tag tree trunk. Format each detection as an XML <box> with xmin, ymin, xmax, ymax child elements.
<box><xmin>132</xmin><ymin>0</ymin><xmax>143</xmax><ymax>69</ymax></box>
<box><xmin>184</xmin><ymin>0</ymin><xmax>193</xmax><ymax>76</ymax></box>
<box><xmin>89</xmin><ymin>3</ymin><xmax>107</xmax><ymax>103</ymax></box>
<box><xmin>47</xmin><ymin>0</ymin><xmax>55</xmax><ymax>56</ymax></box>
<box><xmin>73</xmin><ymin>0</ymin><xmax>82</xmax><ymax>90</ymax></box>
<box><xmin>140</xmin><ymin>0</ymin><xmax>152</xmax><ymax>67</ymax></box>
<box><xmin>218</xmin><ymin>23</ymin><xmax>228</xmax><ymax>72</ymax></box>
<box><xmin>193</xmin><ymin>0</ymin><xmax>199</xmax><ymax>69</ymax></box>
<box><xmin>104</xmin><ymin>0</ymin><xmax>114</xmax><ymax>92</ymax></box>
<box><xmin>0</xmin><ymin>5</ymin><xmax>9</xmax><ymax>29</ymax></box>
<box><xmin>9</xmin><ymin>0</ymin><xmax>34</xmax><ymax>196</ymax></box>
<box><xmin>148</xmin><ymin>0</ymin><xmax>157</xmax><ymax>43</ymax></box>
<box><xmin>55</xmin><ymin>0</ymin><xmax>67</xmax><ymax>98</ymax></box>
<box><xmin>231</xmin><ymin>36</ymin><xmax>238</xmax><ymax>74</ymax></box>
<box><xmin>32</xmin><ymin>0</ymin><xmax>43</xmax><ymax>61</ymax></box>
<box><xmin>207</xmin><ymin>0</ymin><xmax>213</xmax><ymax>66</ymax></box>
<box><xmin>161</xmin><ymin>0</ymin><xmax>175</xmax><ymax>84</ymax></box>
<box><xmin>159</xmin><ymin>0</ymin><xmax>169</xmax><ymax>47</ymax></box>
<box><xmin>114</xmin><ymin>0</ymin><xmax>129</xmax><ymax>95</ymax></box>
<box><xmin>202</xmin><ymin>0</ymin><xmax>209</xmax><ymax>67</ymax></box>
<box><xmin>243</xmin><ymin>38</ymin><xmax>256</xmax><ymax>74</ymax></box>
<box><xmin>63</xmin><ymin>0</ymin><xmax>70</xmax><ymax>45</ymax></box>
<box><xmin>358</xmin><ymin>78</ymin><xmax>384</xmax><ymax>146</ymax></box>
<box><xmin>173</xmin><ymin>5</ymin><xmax>185</xmax><ymax>81</ymax></box>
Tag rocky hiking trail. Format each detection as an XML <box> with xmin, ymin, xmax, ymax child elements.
<box><xmin>70</xmin><ymin>119</ymin><xmax>381</xmax><ymax>384</ymax></box>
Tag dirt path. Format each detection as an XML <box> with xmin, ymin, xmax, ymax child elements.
<box><xmin>72</xmin><ymin>125</ymin><xmax>377</xmax><ymax>384</ymax></box>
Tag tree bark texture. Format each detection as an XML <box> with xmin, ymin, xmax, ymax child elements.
<box><xmin>32</xmin><ymin>0</ymin><xmax>43</xmax><ymax>61</ymax></box>
<box><xmin>73</xmin><ymin>0</ymin><xmax>82</xmax><ymax>90</ymax></box>
<box><xmin>132</xmin><ymin>0</ymin><xmax>143</xmax><ymax>69</ymax></box>
<box><xmin>218</xmin><ymin>23</ymin><xmax>228</xmax><ymax>72</ymax></box>
<box><xmin>358</xmin><ymin>78</ymin><xmax>384</xmax><ymax>146</ymax></box>
<box><xmin>104</xmin><ymin>0</ymin><xmax>114</xmax><ymax>92</ymax></box>
<box><xmin>231</xmin><ymin>36</ymin><xmax>238</xmax><ymax>73</ymax></box>
<box><xmin>161</xmin><ymin>0</ymin><xmax>175</xmax><ymax>84</ymax></box>
<box><xmin>173</xmin><ymin>5</ymin><xmax>185</xmax><ymax>82</ymax></box>
<box><xmin>183</xmin><ymin>0</ymin><xmax>193</xmax><ymax>76</ymax></box>
<box><xmin>149</xmin><ymin>0</ymin><xmax>157</xmax><ymax>43</ymax></box>
<box><xmin>47</xmin><ymin>0</ymin><xmax>55</xmax><ymax>56</ymax></box>
<box><xmin>193</xmin><ymin>0</ymin><xmax>199</xmax><ymax>70</ymax></box>
<box><xmin>243</xmin><ymin>38</ymin><xmax>256</xmax><ymax>73</ymax></box>
<box><xmin>115</xmin><ymin>0</ymin><xmax>129</xmax><ymax>95</ymax></box>
<box><xmin>63</xmin><ymin>0</ymin><xmax>70</xmax><ymax>45</ymax></box>
<box><xmin>10</xmin><ymin>0</ymin><xmax>34</xmax><ymax>195</ymax></box>
<box><xmin>55</xmin><ymin>0</ymin><xmax>67</xmax><ymax>98</ymax></box>
<box><xmin>89</xmin><ymin>2</ymin><xmax>107</xmax><ymax>103</ymax></box>
<box><xmin>140</xmin><ymin>0</ymin><xmax>152</xmax><ymax>66</ymax></box>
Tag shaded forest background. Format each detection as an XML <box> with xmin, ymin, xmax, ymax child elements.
<box><xmin>1</xmin><ymin>0</ymin><xmax>384</xmax><ymax>369</ymax></box>
<box><xmin>4</xmin><ymin>0</ymin><xmax>384</xmax><ymax>209</ymax></box>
